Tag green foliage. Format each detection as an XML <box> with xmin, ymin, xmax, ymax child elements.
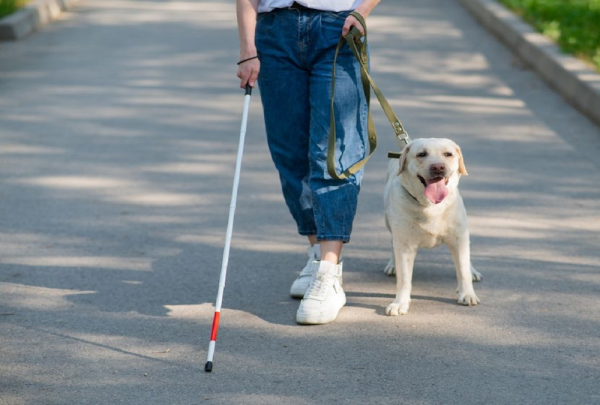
<box><xmin>0</xmin><ymin>0</ymin><xmax>28</xmax><ymax>19</ymax></box>
<box><xmin>500</xmin><ymin>0</ymin><xmax>600</xmax><ymax>71</ymax></box>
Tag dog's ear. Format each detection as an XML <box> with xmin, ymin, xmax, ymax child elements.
<box><xmin>398</xmin><ymin>144</ymin><xmax>411</xmax><ymax>175</ymax></box>
<box><xmin>456</xmin><ymin>146</ymin><xmax>468</xmax><ymax>176</ymax></box>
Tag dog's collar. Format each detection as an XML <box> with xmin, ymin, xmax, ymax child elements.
<box><xmin>391</xmin><ymin>151</ymin><xmax>419</xmax><ymax>202</ymax></box>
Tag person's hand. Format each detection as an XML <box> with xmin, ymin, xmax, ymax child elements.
<box><xmin>342</xmin><ymin>14</ymin><xmax>365</xmax><ymax>37</ymax></box>
<box><xmin>237</xmin><ymin>57</ymin><xmax>260</xmax><ymax>89</ymax></box>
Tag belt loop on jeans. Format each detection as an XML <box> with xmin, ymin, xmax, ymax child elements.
<box><xmin>288</xmin><ymin>2</ymin><xmax>311</xmax><ymax>10</ymax></box>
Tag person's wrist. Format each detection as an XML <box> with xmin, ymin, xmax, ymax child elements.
<box><xmin>239</xmin><ymin>47</ymin><xmax>257</xmax><ymax>60</ymax></box>
<box><xmin>237</xmin><ymin>56</ymin><xmax>258</xmax><ymax>65</ymax></box>
<box><xmin>353</xmin><ymin>8</ymin><xmax>368</xmax><ymax>18</ymax></box>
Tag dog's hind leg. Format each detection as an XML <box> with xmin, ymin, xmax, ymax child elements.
<box><xmin>471</xmin><ymin>265</ymin><xmax>482</xmax><ymax>282</ymax></box>
<box><xmin>383</xmin><ymin>215</ymin><xmax>396</xmax><ymax>276</ymax></box>
<box><xmin>384</xmin><ymin>257</ymin><xmax>395</xmax><ymax>276</ymax></box>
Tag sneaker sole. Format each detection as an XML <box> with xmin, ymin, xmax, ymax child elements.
<box><xmin>290</xmin><ymin>288</ymin><xmax>307</xmax><ymax>299</ymax></box>
<box><xmin>295</xmin><ymin>296</ymin><xmax>346</xmax><ymax>325</ymax></box>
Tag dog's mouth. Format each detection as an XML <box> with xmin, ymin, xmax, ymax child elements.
<box><xmin>417</xmin><ymin>175</ymin><xmax>449</xmax><ymax>204</ymax></box>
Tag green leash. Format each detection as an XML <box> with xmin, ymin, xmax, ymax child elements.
<box><xmin>327</xmin><ymin>11</ymin><xmax>411</xmax><ymax>179</ymax></box>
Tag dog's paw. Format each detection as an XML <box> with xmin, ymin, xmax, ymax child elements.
<box><xmin>383</xmin><ymin>258</ymin><xmax>396</xmax><ymax>276</ymax></box>
<box><xmin>457</xmin><ymin>291</ymin><xmax>480</xmax><ymax>306</ymax></box>
<box><xmin>386</xmin><ymin>302</ymin><xmax>409</xmax><ymax>316</ymax></box>
<box><xmin>471</xmin><ymin>266</ymin><xmax>482</xmax><ymax>282</ymax></box>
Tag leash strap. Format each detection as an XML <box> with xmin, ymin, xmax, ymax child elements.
<box><xmin>327</xmin><ymin>11</ymin><xmax>411</xmax><ymax>179</ymax></box>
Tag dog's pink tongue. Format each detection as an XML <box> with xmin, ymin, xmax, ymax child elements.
<box><xmin>424</xmin><ymin>178</ymin><xmax>448</xmax><ymax>204</ymax></box>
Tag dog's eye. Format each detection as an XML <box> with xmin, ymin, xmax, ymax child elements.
<box><xmin>416</xmin><ymin>151</ymin><xmax>427</xmax><ymax>158</ymax></box>
<box><xmin>444</xmin><ymin>152</ymin><xmax>453</xmax><ymax>157</ymax></box>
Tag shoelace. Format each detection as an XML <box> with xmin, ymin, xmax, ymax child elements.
<box><xmin>304</xmin><ymin>273</ymin><xmax>334</xmax><ymax>301</ymax></box>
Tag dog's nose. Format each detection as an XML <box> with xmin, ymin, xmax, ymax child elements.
<box><xmin>430</xmin><ymin>163</ymin><xmax>445</xmax><ymax>177</ymax></box>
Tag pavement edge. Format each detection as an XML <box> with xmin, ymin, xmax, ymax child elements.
<box><xmin>0</xmin><ymin>0</ymin><xmax>81</xmax><ymax>41</ymax></box>
<box><xmin>459</xmin><ymin>0</ymin><xmax>600</xmax><ymax>127</ymax></box>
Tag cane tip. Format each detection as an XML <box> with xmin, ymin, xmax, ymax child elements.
<box><xmin>204</xmin><ymin>361</ymin><xmax>213</xmax><ymax>372</ymax></box>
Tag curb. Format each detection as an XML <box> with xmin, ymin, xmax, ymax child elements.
<box><xmin>459</xmin><ymin>0</ymin><xmax>600</xmax><ymax>127</ymax></box>
<box><xmin>0</xmin><ymin>0</ymin><xmax>80</xmax><ymax>41</ymax></box>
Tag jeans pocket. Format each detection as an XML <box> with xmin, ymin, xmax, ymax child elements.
<box><xmin>319</xmin><ymin>12</ymin><xmax>349</xmax><ymax>47</ymax></box>
<box><xmin>323</xmin><ymin>11</ymin><xmax>350</xmax><ymax>21</ymax></box>
<box><xmin>257</xmin><ymin>12</ymin><xmax>271</xmax><ymax>22</ymax></box>
<box><xmin>256</xmin><ymin>12</ymin><xmax>275</xmax><ymax>39</ymax></box>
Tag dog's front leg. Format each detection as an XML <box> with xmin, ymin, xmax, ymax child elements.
<box><xmin>386</xmin><ymin>242</ymin><xmax>416</xmax><ymax>316</ymax></box>
<box><xmin>448</xmin><ymin>232</ymin><xmax>480</xmax><ymax>306</ymax></box>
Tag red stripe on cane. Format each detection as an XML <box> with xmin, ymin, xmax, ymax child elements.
<box><xmin>210</xmin><ymin>312</ymin><xmax>221</xmax><ymax>341</ymax></box>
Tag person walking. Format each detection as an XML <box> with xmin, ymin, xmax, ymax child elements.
<box><xmin>236</xmin><ymin>0</ymin><xmax>380</xmax><ymax>324</ymax></box>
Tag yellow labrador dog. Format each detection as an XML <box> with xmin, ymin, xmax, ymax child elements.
<box><xmin>384</xmin><ymin>138</ymin><xmax>481</xmax><ymax>316</ymax></box>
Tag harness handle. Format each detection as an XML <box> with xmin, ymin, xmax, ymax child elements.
<box><xmin>327</xmin><ymin>11</ymin><xmax>411</xmax><ymax>180</ymax></box>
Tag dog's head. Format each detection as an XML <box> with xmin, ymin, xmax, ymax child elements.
<box><xmin>398</xmin><ymin>138</ymin><xmax>468</xmax><ymax>205</ymax></box>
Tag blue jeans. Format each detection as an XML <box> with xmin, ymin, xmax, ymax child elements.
<box><xmin>256</xmin><ymin>8</ymin><xmax>368</xmax><ymax>243</ymax></box>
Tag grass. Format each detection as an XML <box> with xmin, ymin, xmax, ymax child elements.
<box><xmin>0</xmin><ymin>0</ymin><xmax>29</xmax><ymax>19</ymax></box>
<box><xmin>499</xmin><ymin>0</ymin><xmax>600</xmax><ymax>71</ymax></box>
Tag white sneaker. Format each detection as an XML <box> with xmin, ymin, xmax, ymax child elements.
<box><xmin>290</xmin><ymin>245</ymin><xmax>320</xmax><ymax>298</ymax></box>
<box><xmin>296</xmin><ymin>260</ymin><xmax>346</xmax><ymax>325</ymax></box>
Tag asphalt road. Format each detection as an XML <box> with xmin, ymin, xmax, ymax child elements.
<box><xmin>1</xmin><ymin>1</ymin><xmax>600</xmax><ymax>404</ymax></box>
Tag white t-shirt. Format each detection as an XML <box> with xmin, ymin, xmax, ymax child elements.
<box><xmin>258</xmin><ymin>0</ymin><xmax>362</xmax><ymax>13</ymax></box>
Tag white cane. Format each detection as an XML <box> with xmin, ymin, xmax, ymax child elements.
<box><xmin>205</xmin><ymin>84</ymin><xmax>253</xmax><ymax>372</ymax></box>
